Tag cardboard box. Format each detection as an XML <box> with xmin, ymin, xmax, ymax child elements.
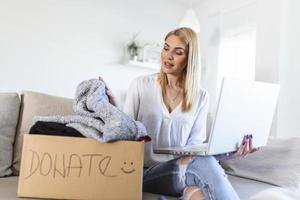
<box><xmin>18</xmin><ymin>134</ymin><xmax>144</xmax><ymax>200</ymax></box>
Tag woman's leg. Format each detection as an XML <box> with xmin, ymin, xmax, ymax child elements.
<box><xmin>180</xmin><ymin>156</ymin><xmax>205</xmax><ymax>200</ymax></box>
<box><xmin>185</xmin><ymin>155</ymin><xmax>240</xmax><ymax>200</ymax></box>
<box><xmin>143</xmin><ymin>155</ymin><xmax>239</xmax><ymax>200</ymax></box>
<box><xmin>143</xmin><ymin>157</ymin><xmax>186</xmax><ymax>197</ymax></box>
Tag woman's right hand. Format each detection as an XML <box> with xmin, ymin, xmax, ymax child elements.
<box><xmin>98</xmin><ymin>76</ymin><xmax>117</xmax><ymax>106</ymax></box>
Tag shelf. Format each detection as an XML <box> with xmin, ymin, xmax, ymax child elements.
<box><xmin>128</xmin><ymin>61</ymin><xmax>160</xmax><ymax>70</ymax></box>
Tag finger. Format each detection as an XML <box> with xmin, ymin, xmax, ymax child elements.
<box><xmin>97</xmin><ymin>77</ymin><xmax>116</xmax><ymax>106</ymax></box>
<box><xmin>108</xmin><ymin>96</ymin><xmax>117</xmax><ymax>106</ymax></box>
<box><xmin>105</xmin><ymin>85</ymin><xmax>112</xmax><ymax>93</ymax></box>
<box><xmin>243</xmin><ymin>136</ymin><xmax>250</xmax><ymax>154</ymax></box>
<box><xmin>237</xmin><ymin>141</ymin><xmax>246</xmax><ymax>156</ymax></box>
<box><xmin>107</xmin><ymin>90</ymin><xmax>113</xmax><ymax>96</ymax></box>
<box><xmin>249</xmin><ymin>134</ymin><xmax>253</xmax><ymax>151</ymax></box>
<box><xmin>106</xmin><ymin>90</ymin><xmax>116</xmax><ymax>101</ymax></box>
<box><xmin>237</xmin><ymin>135</ymin><xmax>247</xmax><ymax>154</ymax></box>
<box><xmin>98</xmin><ymin>76</ymin><xmax>108</xmax><ymax>86</ymax></box>
<box><xmin>110</xmin><ymin>99</ymin><xmax>117</xmax><ymax>106</ymax></box>
<box><xmin>239</xmin><ymin>137</ymin><xmax>250</xmax><ymax>159</ymax></box>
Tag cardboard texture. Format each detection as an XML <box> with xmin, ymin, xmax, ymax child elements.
<box><xmin>18</xmin><ymin>134</ymin><xmax>144</xmax><ymax>200</ymax></box>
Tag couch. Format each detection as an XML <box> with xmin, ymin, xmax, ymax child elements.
<box><xmin>1</xmin><ymin>91</ymin><xmax>299</xmax><ymax>200</ymax></box>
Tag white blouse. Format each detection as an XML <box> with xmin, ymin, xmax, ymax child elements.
<box><xmin>123</xmin><ymin>74</ymin><xmax>209</xmax><ymax>167</ymax></box>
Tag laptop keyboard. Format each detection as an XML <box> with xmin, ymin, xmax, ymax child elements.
<box><xmin>154</xmin><ymin>143</ymin><xmax>208</xmax><ymax>156</ymax></box>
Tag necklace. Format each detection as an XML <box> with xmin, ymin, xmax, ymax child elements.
<box><xmin>167</xmin><ymin>86</ymin><xmax>181</xmax><ymax>104</ymax></box>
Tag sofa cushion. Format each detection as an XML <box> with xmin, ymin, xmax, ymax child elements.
<box><xmin>0</xmin><ymin>93</ymin><xmax>20</xmax><ymax>177</ymax></box>
<box><xmin>220</xmin><ymin>137</ymin><xmax>300</xmax><ymax>189</ymax></box>
<box><xmin>12</xmin><ymin>91</ymin><xmax>74</xmax><ymax>175</ymax></box>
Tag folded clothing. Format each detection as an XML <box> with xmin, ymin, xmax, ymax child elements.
<box><xmin>30</xmin><ymin>121</ymin><xmax>84</xmax><ymax>138</ymax></box>
<box><xmin>33</xmin><ymin>79</ymin><xmax>148</xmax><ymax>142</ymax></box>
<box><xmin>30</xmin><ymin>121</ymin><xmax>152</xmax><ymax>143</ymax></box>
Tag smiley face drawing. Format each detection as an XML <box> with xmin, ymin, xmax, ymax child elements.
<box><xmin>121</xmin><ymin>161</ymin><xmax>136</xmax><ymax>174</ymax></box>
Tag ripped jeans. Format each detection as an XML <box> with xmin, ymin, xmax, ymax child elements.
<box><xmin>143</xmin><ymin>156</ymin><xmax>240</xmax><ymax>200</ymax></box>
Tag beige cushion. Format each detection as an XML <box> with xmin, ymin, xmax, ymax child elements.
<box><xmin>0</xmin><ymin>93</ymin><xmax>20</xmax><ymax>177</ymax></box>
<box><xmin>12</xmin><ymin>91</ymin><xmax>74</xmax><ymax>175</ymax></box>
<box><xmin>0</xmin><ymin>176</ymin><xmax>36</xmax><ymax>200</ymax></box>
<box><xmin>221</xmin><ymin>137</ymin><xmax>300</xmax><ymax>189</ymax></box>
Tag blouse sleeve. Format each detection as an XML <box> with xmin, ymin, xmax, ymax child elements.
<box><xmin>186</xmin><ymin>91</ymin><xmax>209</xmax><ymax>147</ymax></box>
<box><xmin>123</xmin><ymin>78</ymin><xmax>140</xmax><ymax>120</ymax></box>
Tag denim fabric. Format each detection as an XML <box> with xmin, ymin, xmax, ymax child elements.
<box><xmin>143</xmin><ymin>156</ymin><xmax>240</xmax><ymax>200</ymax></box>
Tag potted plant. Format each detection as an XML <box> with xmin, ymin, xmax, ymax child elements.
<box><xmin>127</xmin><ymin>33</ymin><xmax>141</xmax><ymax>61</ymax></box>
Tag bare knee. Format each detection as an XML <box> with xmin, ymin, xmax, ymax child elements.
<box><xmin>183</xmin><ymin>186</ymin><xmax>205</xmax><ymax>200</ymax></box>
<box><xmin>178</xmin><ymin>157</ymin><xmax>205</xmax><ymax>199</ymax></box>
<box><xmin>179</xmin><ymin>156</ymin><xmax>193</xmax><ymax>165</ymax></box>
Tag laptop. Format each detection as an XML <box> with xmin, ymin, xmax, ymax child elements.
<box><xmin>154</xmin><ymin>78</ymin><xmax>280</xmax><ymax>156</ymax></box>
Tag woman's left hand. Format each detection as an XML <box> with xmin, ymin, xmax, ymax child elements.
<box><xmin>98</xmin><ymin>76</ymin><xmax>117</xmax><ymax>106</ymax></box>
<box><xmin>216</xmin><ymin>134</ymin><xmax>259</xmax><ymax>160</ymax></box>
<box><xmin>234</xmin><ymin>134</ymin><xmax>259</xmax><ymax>159</ymax></box>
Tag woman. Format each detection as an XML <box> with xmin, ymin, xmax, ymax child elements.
<box><xmin>108</xmin><ymin>27</ymin><xmax>256</xmax><ymax>200</ymax></box>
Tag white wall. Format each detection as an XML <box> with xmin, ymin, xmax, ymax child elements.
<box><xmin>255</xmin><ymin>0</ymin><xmax>300</xmax><ymax>137</ymax></box>
<box><xmin>255</xmin><ymin>0</ymin><xmax>281</xmax><ymax>83</ymax></box>
<box><xmin>0</xmin><ymin>0</ymin><xmax>184</xmax><ymax>98</ymax></box>
<box><xmin>196</xmin><ymin>0</ymin><xmax>257</xmax><ymax>112</ymax></box>
<box><xmin>198</xmin><ymin>0</ymin><xmax>300</xmax><ymax>138</ymax></box>
<box><xmin>255</xmin><ymin>0</ymin><xmax>283</xmax><ymax>136</ymax></box>
<box><xmin>277</xmin><ymin>0</ymin><xmax>300</xmax><ymax>137</ymax></box>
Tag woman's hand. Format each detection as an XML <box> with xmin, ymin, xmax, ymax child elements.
<box><xmin>232</xmin><ymin>134</ymin><xmax>259</xmax><ymax>159</ymax></box>
<box><xmin>98</xmin><ymin>76</ymin><xmax>117</xmax><ymax>106</ymax></box>
<box><xmin>216</xmin><ymin>134</ymin><xmax>259</xmax><ymax>160</ymax></box>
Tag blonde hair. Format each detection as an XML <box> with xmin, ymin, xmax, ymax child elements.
<box><xmin>159</xmin><ymin>27</ymin><xmax>201</xmax><ymax>112</ymax></box>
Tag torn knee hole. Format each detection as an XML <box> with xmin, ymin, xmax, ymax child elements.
<box><xmin>183</xmin><ymin>186</ymin><xmax>205</xmax><ymax>200</ymax></box>
<box><xmin>179</xmin><ymin>156</ymin><xmax>193</xmax><ymax>165</ymax></box>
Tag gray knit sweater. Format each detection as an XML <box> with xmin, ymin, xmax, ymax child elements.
<box><xmin>33</xmin><ymin>79</ymin><xmax>147</xmax><ymax>142</ymax></box>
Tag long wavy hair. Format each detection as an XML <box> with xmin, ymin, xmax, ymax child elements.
<box><xmin>159</xmin><ymin>27</ymin><xmax>201</xmax><ymax>112</ymax></box>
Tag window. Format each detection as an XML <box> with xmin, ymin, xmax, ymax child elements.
<box><xmin>218</xmin><ymin>25</ymin><xmax>256</xmax><ymax>86</ymax></box>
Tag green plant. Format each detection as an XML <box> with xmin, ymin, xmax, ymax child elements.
<box><xmin>127</xmin><ymin>33</ymin><xmax>141</xmax><ymax>59</ymax></box>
